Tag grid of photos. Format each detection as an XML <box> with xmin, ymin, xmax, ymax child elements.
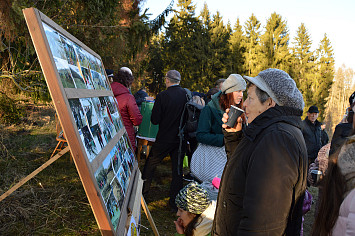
<box><xmin>68</xmin><ymin>96</ymin><xmax>122</xmax><ymax>162</ymax></box>
<box><xmin>94</xmin><ymin>134</ymin><xmax>135</xmax><ymax>230</ymax></box>
<box><xmin>42</xmin><ymin>23</ymin><xmax>110</xmax><ymax>91</ymax></box>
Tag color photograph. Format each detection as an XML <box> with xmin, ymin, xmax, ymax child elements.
<box><xmin>90</xmin><ymin>123</ymin><xmax>105</xmax><ymax>151</ymax></box>
<box><xmin>61</xmin><ymin>37</ymin><xmax>79</xmax><ymax>66</ymax></box>
<box><xmin>111</xmin><ymin>148</ymin><xmax>121</xmax><ymax>174</ymax></box>
<box><xmin>117</xmin><ymin>166</ymin><xmax>127</xmax><ymax>193</ymax></box>
<box><xmin>69</xmin><ymin>64</ymin><xmax>86</xmax><ymax>89</ymax></box>
<box><xmin>73</xmin><ymin>43</ymin><xmax>90</xmax><ymax>68</ymax></box>
<box><xmin>106</xmin><ymin>190</ymin><xmax>121</xmax><ymax>231</ymax></box>
<box><xmin>94</xmin><ymin>153</ymin><xmax>116</xmax><ymax>203</ymax></box>
<box><xmin>80</xmin><ymin>67</ymin><xmax>94</xmax><ymax>89</ymax></box>
<box><xmin>54</xmin><ymin>57</ymin><xmax>75</xmax><ymax>88</ymax></box>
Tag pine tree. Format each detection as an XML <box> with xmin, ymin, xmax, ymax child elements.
<box><xmin>259</xmin><ymin>12</ymin><xmax>291</xmax><ymax>73</ymax></box>
<box><xmin>292</xmin><ymin>23</ymin><xmax>315</xmax><ymax>110</ymax></box>
<box><xmin>243</xmin><ymin>14</ymin><xmax>262</xmax><ymax>76</ymax></box>
<box><xmin>313</xmin><ymin>34</ymin><xmax>335</xmax><ymax>120</ymax></box>
<box><xmin>229</xmin><ymin>18</ymin><xmax>246</xmax><ymax>74</ymax></box>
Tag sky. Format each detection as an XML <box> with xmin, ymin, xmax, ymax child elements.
<box><xmin>141</xmin><ymin>0</ymin><xmax>355</xmax><ymax>71</ymax></box>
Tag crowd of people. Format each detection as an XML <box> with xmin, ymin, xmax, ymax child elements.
<box><xmin>107</xmin><ymin>66</ymin><xmax>355</xmax><ymax>236</ymax></box>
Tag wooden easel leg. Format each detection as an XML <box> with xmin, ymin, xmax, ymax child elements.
<box><xmin>141</xmin><ymin>196</ymin><xmax>160</xmax><ymax>236</ymax></box>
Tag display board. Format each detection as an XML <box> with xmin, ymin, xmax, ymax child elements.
<box><xmin>23</xmin><ymin>8</ymin><xmax>141</xmax><ymax>235</ymax></box>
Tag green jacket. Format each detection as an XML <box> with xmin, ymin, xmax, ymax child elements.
<box><xmin>196</xmin><ymin>91</ymin><xmax>224</xmax><ymax>147</ymax></box>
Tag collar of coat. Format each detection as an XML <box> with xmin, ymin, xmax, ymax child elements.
<box><xmin>208</xmin><ymin>91</ymin><xmax>223</xmax><ymax>112</ymax></box>
<box><xmin>304</xmin><ymin>116</ymin><xmax>322</xmax><ymax>127</ymax></box>
<box><xmin>244</xmin><ymin>106</ymin><xmax>303</xmax><ymax>141</ymax></box>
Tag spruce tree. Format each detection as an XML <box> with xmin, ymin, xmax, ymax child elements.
<box><xmin>229</xmin><ymin>18</ymin><xmax>246</xmax><ymax>75</ymax></box>
<box><xmin>313</xmin><ymin>34</ymin><xmax>335</xmax><ymax>120</ymax></box>
<box><xmin>259</xmin><ymin>12</ymin><xmax>291</xmax><ymax>73</ymax></box>
<box><xmin>292</xmin><ymin>23</ymin><xmax>315</xmax><ymax>110</ymax></box>
<box><xmin>243</xmin><ymin>14</ymin><xmax>262</xmax><ymax>76</ymax></box>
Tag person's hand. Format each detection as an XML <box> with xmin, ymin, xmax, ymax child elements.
<box><xmin>307</xmin><ymin>163</ymin><xmax>318</xmax><ymax>185</ymax></box>
<box><xmin>222</xmin><ymin>109</ymin><xmax>243</xmax><ymax>132</ymax></box>
<box><xmin>174</xmin><ymin>218</ymin><xmax>184</xmax><ymax>234</ymax></box>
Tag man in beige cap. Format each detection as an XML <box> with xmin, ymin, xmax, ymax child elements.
<box><xmin>142</xmin><ymin>70</ymin><xmax>188</xmax><ymax>211</ymax></box>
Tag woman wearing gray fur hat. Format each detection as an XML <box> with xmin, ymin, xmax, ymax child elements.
<box><xmin>174</xmin><ymin>182</ymin><xmax>216</xmax><ymax>236</ymax></box>
<box><xmin>190</xmin><ymin>74</ymin><xmax>246</xmax><ymax>183</ymax></box>
<box><xmin>213</xmin><ymin>68</ymin><xmax>308</xmax><ymax>235</ymax></box>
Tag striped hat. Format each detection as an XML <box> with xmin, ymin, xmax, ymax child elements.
<box><xmin>175</xmin><ymin>182</ymin><xmax>210</xmax><ymax>215</ymax></box>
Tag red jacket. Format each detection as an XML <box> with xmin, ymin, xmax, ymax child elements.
<box><xmin>111</xmin><ymin>82</ymin><xmax>142</xmax><ymax>151</ymax></box>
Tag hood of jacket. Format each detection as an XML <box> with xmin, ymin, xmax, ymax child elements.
<box><xmin>208</xmin><ymin>91</ymin><xmax>223</xmax><ymax>112</ymax></box>
<box><xmin>244</xmin><ymin>106</ymin><xmax>303</xmax><ymax>142</ymax></box>
<box><xmin>111</xmin><ymin>82</ymin><xmax>130</xmax><ymax>97</ymax></box>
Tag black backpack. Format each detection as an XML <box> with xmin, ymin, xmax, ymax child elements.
<box><xmin>178</xmin><ymin>89</ymin><xmax>205</xmax><ymax>173</ymax></box>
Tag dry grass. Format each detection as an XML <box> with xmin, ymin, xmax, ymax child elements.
<box><xmin>0</xmin><ymin>99</ymin><xmax>318</xmax><ymax>235</ymax></box>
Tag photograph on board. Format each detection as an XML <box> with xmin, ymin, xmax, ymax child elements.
<box><xmin>80</xmin><ymin>98</ymin><xmax>99</xmax><ymax>128</ymax></box>
<box><xmin>80</xmin><ymin>67</ymin><xmax>94</xmax><ymax>89</ymax></box>
<box><xmin>73</xmin><ymin>43</ymin><xmax>90</xmax><ymax>68</ymax></box>
<box><xmin>61</xmin><ymin>36</ymin><xmax>79</xmax><ymax>66</ymax></box>
<box><xmin>111</xmin><ymin>177</ymin><xmax>124</xmax><ymax>210</ymax></box>
<box><xmin>98</xmin><ymin>119</ymin><xmax>112</xmax><ymax>143</ymax></box>
<box><xmin>117</xmin><ymin>166</ymin><xmax>127</xmax><ymax>193</ymax></box>
<box><xmin>106</xmin><ymin>190</ymin><xmax>121</xmax><ymax>231</ymax></box>
<box><xmin>69</xmin><ymin>64</ymin><xmax>86</xmax><ymax>89</ymax></box>
<box><xmin>94</xmin><ymin>153</ymin><xmax>116</xmax><ymax>203</ymax></box>
<box><xmin>54</xmin><ymin>57</ymin><xmax>75</xmax><ymax>88</ymax></box>
<box><xmin>112</xmin><ymin>148</ymin><xmax>121</xmax><ymax>174</ymax></box>
<box><xmin>42</xmin><ymin>23</ymin><xmax>67</xmax><ymax>61</ymax></box>
<box><xmin>90</xmin><ymin>123</ymin><xmax>105</xmax><ymax>151</ymax></box>
<box><xmin>79</xmin><ymin>126</ymin><xmax>98</xmax><ymax>162</ymax></box>
<box><xmin>68</xmin><ymin>98</ymin><xmax>87</xmax><ymax>130</ymax></box>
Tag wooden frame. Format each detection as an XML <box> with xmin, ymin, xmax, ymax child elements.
<box><xmin>23</xmin><ymin>8</ymin><xmax>140</xmax><ymax>235</ymax></box>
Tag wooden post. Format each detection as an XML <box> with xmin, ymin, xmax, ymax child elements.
<box><xmin>141</xmin><ymin>196</ymin><xmax>160</xmax><ymax>236</ymax></box>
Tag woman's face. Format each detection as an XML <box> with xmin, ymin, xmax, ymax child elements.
<box><xmin>244</xmin><ymin>85</ymin><xmax>271</xmax><ymax>123</ymax></box>
<box><xmin>176</xmin><ymin>208</ymin><xmax>195</xmax><ymax>228</ymax></box>
<box><xmin>232</xmin><ymin>90</ymin><xmax>244</xmax><ymax>105</ymax></box>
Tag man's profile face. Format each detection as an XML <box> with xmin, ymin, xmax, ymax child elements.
<box><xmin>307</xmin><ymin>112</ymin><xmax>319</xmax><ymax>123</ymax></box>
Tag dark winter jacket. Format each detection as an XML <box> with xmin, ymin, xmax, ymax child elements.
<box><xmin>111</xmin><ymin>82</ymin><xmax>142</xmax><ymax>151</ymax></box>
<box><xmin>302</xmin><ymin>118</ymin><xmax>329</xmax><ymax>162</ymax></box>
<box><xmin>212</xmin><ymin>106</ymin><xmax>308</xmax><ymax>236</ymax></box>
<box><xmin>329</xmin><ymin>122</ymin><xmax>353</xmax><ymax>156</ymax></box>
<box><xmin>196</xmin><ymin>92</ymin><xmax>224</xmax><ymax>147</ymax></box>
<box><xmin>151</xmin><ymin>85</ymin><xmax>187</xmax><ymax>143</ymax></box>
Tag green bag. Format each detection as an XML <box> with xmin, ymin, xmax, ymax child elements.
<box><xmin>183</xmin><ymin>155</ymin><xmax>189</xmax><ymax>168</ymax></box>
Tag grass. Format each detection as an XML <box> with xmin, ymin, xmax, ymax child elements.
<box><xmin>0</xmin><ymin>100</ymin><xmax>318</xmax><ymax>235</ymax></box>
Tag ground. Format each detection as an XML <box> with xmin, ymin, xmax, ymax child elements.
<box><xmin>0</xmin><ymin>101</ymin><xmax>317</xmax><ymax>235</ymax></box>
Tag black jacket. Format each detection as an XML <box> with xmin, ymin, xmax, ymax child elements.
<box><xmin>212</xmin><ymin>106</ymin><xmax>308</xmax><ymax>236</ymax></box>
<box><xmin>329</xmin><ymin>122</ymin><xmax>353</xmax><ymax>156</ymax></box>
<box><xmin>151</xmin><ymin>85</ymin><xmax>187</xmax><ymax>143</ymax></box>
<box><xmin>301</xmin><ymin>118</ymin><xmax>328</xmax><ymax>161</ymax></box>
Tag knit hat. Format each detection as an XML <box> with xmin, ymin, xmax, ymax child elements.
<box><xmin>221</xmin><ymin>74</ymin><xmax>246</xmax><ymax>94</ymax></box>
<box><xmin>244</xmin><ymin>68</ymin><xmax>304</xmax><ymax>110</ymax></box>
<box><xmin>308</xmin><ymin>105</ymin><xmax>319</xmax><ymax>113</ymax></box>
<box><xmin>349</xmin><ymin>91</ymin><xmax>355</xmax><ymax>105</ymax></box>
<box><xmin>119</xmin><ymin>67</ymin><xmax>132</xmax><ymax>76</ymax></box>
<box><xmin>166</xmin><ymin>70</ymin><xmax>181</xmax><ymax>81</ymax></box>
<box><xmin>175</xmin><ymin>182</ymin><xmax>210</xmax><ymax>215</ymax></box>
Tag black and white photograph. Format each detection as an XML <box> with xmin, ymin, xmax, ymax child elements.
<box><xmin>80</xmin><ymin>98</ymin><xmax>99</xmax><ymax>128</ymax></box>
<box><xmin>42</xmin><ymin>23</ymin><xmax>67</xmax><ymax>61</ymax></box>
<box><xmin>79</xmin><ymin>126</ymin><xmax>98</xmax><ymax>162</ymax></box>
<box><xmin>68</xmin><ymin>99</ymin><xmax>87</xmax><ymax>130</ymax></box>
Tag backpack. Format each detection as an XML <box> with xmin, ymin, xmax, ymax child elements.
<box><xmin>181</xmin><ymin>89</ymin><xmax>205</xmax><ymax>140</ymax></box>
<box><xmin>177</xmin><ymin>89</ymin><xmax>205</xmax><ymax>175</ymax></box>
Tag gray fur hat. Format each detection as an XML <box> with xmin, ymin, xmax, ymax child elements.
<box><xmin>244</xmin><ymin>68</ymin><xmax>305</xmax><ymax>110</ymax></box>
<box><xmin>221</xmin><ymin>74</ymin><xmax>246</xmax><ymax>94</ymax></box>
<box><xmin>338</xmin><ymin>135</ymin><xmax>355</xmax><ymax>177</ymax></box>
<box><xmin>175</xmin><ymin>182</ymin><xmax>210</xmax><ymax>215</ymax></box>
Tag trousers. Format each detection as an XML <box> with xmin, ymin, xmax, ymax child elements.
<box><xmin>142</xmin><ymin>141</ymin><xmax>185</xmax><ymax>208</ymax></box>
